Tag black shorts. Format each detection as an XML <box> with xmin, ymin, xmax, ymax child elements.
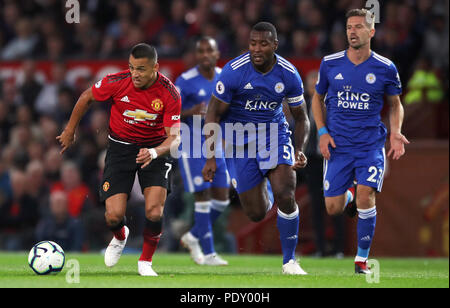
<box><xmin>99</xmin><ymin>138</ymin><xmax>173</xmax><ymax>204</ymax></box>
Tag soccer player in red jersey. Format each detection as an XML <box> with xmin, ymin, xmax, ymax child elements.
<box><xmin>57</xmin><ymin>43</ymin><xmax>181</xmax><ymax>276</ymax></box>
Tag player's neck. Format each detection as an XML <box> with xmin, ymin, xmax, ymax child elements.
<box><xmin>252</xmin><ymin>55</ymin><xmax>277</xmax><ymax>74</ymax></box>
<box><xmin>347</xmin><ymin>46</ymin><xmax>372</xmax><ymax>65</ymax></box>
<box><xmin>198</xmin><ymin>66</ymin><xmax>215</xmax><ymax>81</ymax></box>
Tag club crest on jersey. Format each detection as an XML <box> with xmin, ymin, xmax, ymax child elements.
<box><xmin>103</xmin><ymin>181</ymin><xmax>110</xmax><ymax>192</ymax></box>
<box><xmin>366</xmin><ymin>73</ymin><xmax>376</xmax><ymax>84</ymax></box>
<box><xmin>123</xmin><ymin>109</ymin><xmax>158</xmax><ymax>122</ymax></box>
<box><xmin>274</xmin><ymin>82</ymin><xmax>285</xmax><ymax>93</ymax></box>
<box><xmin>216</xmin><ymin>81</ymin><xmax>225</xmax><ymax>94</ymax></box>
<box><xmin>151</xmin><ymin>99</ymin><xmax>163</xmax><ymax>111</ymax></box>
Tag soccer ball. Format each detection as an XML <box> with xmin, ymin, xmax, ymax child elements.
<box><xmin>28</xmin><ymin>241</ymin><xmax>65</xmax><ymax>275</ymax></box>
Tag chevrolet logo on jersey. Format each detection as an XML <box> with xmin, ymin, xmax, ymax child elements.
<box><xmin>123</xmin><ymin>109</ymin><xmax>158</xmax><ymax>121</ymax></box>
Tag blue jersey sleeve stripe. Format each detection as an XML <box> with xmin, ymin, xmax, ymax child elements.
<box><xmin>278</xmin><ymin>62</ymin><xmax>296</xmax><ymax>74</ymax></box>
<box><xmin>277</xmin><ymin>57</ymin><xmax>296</xmax><ymax>69</ymax></box>
<box><xmin>324</xmin><ymin>51</ymin><xmax>345</xmax><ymax>61</ymax></box>
<box><xmin>181</xmin><ymin>67</ymin><xmax>199</xmax><ymax>80</ymax></box>
<box><xmin>231</xmin><ymin>54</ymin><xmax>250</xmax><ymax>69</ymax></box>
<box><xmin>232</xmin><ymin>59</ymin><xmax>250</xmax><ymax>70</ymax></box>
<box><xmin>373</xmin><ymin>53</ymin><xmax>392</xmax><ymax>66</ymax></box>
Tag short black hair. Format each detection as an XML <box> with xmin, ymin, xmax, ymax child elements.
<box><xmin>251</xmin><ymin>22</ymin><xmax>278</xmax><ymax>41</ymax></box>
<box><xmin>196</xmin><ymin>36</ymin><xmax>218</xmax><ymax>50</ymax></box>
<box><xmin>130</xmin><ymin>43</ymin><xmax>158</xmax><ymax>62</ymax></box>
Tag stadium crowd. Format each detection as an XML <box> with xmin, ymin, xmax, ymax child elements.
<box><xmin>0</xmin><ymin>0</ymin><xmax>448</xmax><ymax>252</ymax></box>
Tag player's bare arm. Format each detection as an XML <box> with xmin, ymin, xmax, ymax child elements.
<box><xmin>202</xmin><ymin>95</ymin><xmax>229</xmax><ymax>182</ymax></box>
<box><xmin>289</xmin><ymin>103</ymin><xmax>310</xmax><ymax>170</ymax></box>
<box><xmin>136</xmin><ymin>126</ymin><xmax>181</xmax><ymax>169</ymax></box>
<box><xmin>387</xmin><ymin>95</ymin><xmax>409</xmax><ymax>160</ymax></box>
<box><xmin>311</xmin><ymin>90</ymin><xmax>335</xmax><ymax>160</ymax></box>
<box><xmin>180</xmin><ymin>102</ymin><xmax>206</xmax><ymax>119</ymax></box>
<box><xmin>56</xmin><ymin>87</ymin><xmax>95</xmax><ymax>154</ymax></box>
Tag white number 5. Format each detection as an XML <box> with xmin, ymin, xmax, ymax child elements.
<box><xmin>283</xmin><ymin>145</ymin><xmax>291</xmax><ymax>160</ymax></box>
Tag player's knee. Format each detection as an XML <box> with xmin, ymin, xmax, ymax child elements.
<box><xmin>145</xmin><ymin>204</ymin><xmax>164</xmax><ymax>221</ymax></box>
<box><xmin>325</xmin><ymin>202</ymin><xmax>344</xmax><ymax>216</ymax></box>
<box><xmin>245</xmin><ymin>208</ymin><xmax>266</xmax><ymax>222</ymax></box>
<box><xmin>274</xmin><ymin>193</ymin><xmax>295</xmax><ymax>213</ymax></box>
<box><xmin>356</xmin><ymin>193</ymin><xmax>375</xmax><ymax>209</ymax></box>
<box><xmin>104</xmin><ymin>211</ymin><xmax>124</xmax><ymax>228</ymax></box>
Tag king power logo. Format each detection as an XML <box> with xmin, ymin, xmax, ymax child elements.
<box><xmin>337</xmin><ymin>91</ymin><xmax>371</xmax><ymax>110</ymax></box>
<box><xmin>245</xmin><ymin>100</ymin><xmax>278</xmax><ymax>112</ymax></box>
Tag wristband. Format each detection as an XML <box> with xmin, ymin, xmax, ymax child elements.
<box><xmin>318</xmin><ymin>126</ymin><xmax>329</xmax><ymax>137</ymax></box>
<box><xmin>148</xmin><ymin>148</ymin><xmax>158</xmax><ymax>159</ymax></box>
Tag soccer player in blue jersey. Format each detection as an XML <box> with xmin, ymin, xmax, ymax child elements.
<box><xmin>202</xmin><ymin>22</ymin><xmax>310</xmax><ymax>275</ymax></box>
<box><xmin>312</xmin><ymin>9</ymin><xmax>410</xmax><ymax>274</ymax></box>
<box><xmin>176</xmin><ymin>37</ymin><xmax>230</xmax><ymax>266</ymax></box>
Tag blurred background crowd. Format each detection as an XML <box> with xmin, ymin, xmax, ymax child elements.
<box><xmin>0</xmin><ymin>0</ymin><xmax>448</xmax><ymax>255</ymax></box>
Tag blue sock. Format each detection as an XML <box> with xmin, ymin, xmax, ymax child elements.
<box><xmin>210</xmin><ymin>199</ymin><xmax>229</xmax><ymax>224</ymax></box>
<box><xmin>190</xmin><ymin>201</ymin><xmax>214</xmax><ymax>254</ymax></box>
<box><xmin>277</xmin><ymin>206</ymin><xmax>299</xmax><ymax>265</ymax></box>
<box><xmin>355</xmin><ymin>206</ymin><xmax>377</xmax><ymax>262</ymax></box>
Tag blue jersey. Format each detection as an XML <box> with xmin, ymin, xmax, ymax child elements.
<box><xmin>213</xmin><ymin>52</ymin><xmax>305</xmax><ymax>145</ymax></box>
<box><xmin>175</xmin><ymin>66</ymin><xmax>222</xmax><ymax>155</ymax></box>
<box><xmin>315</xmin><ymin>50</ymin><xmax>402</xmax><ymax>153</ymax></box>
<box><xmin>176</xmin><ymin>66</ymin><xmax>230</xmax><ymax>192</ymax></box>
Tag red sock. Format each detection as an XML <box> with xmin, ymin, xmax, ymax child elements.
<box><xmin>139</xmin><ymin>228</ymin><xmax>161</xmax><ymax>262</ymax></box>
<box><xmin>348</xmin><ymin>186</ymin><xmax>355</xmax><ymax>202</ymax></box>
<box><xmin>112</xmin><ymin>226</ymin><xmax>126</xmax><ymax>241</ymax></box>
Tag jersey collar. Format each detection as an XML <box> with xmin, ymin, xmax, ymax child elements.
<box><xmin>345</xmin><ymin>49</ymin><xmax>374</xmax><ymax>67</ymax></box>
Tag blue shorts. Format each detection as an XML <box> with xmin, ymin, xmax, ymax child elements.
<box><xmin>323</xmin><ymin>147</ymin><xmax>386</xmax><ymax>197</ymax></box>
<box><xmin>179</xmin><ymin>152</ymin><xmax>230</xmax><ymax>193</ymax></box>
<box><xmin>225</xmin><ymin>136</ymin><xmax>294</xmax><ymax>194</ymax></box>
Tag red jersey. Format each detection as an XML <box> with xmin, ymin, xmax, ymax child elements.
<box><xmin>91</xmin><ymin>70</ymin><xmax>181</xmax><ymax>146</ymax></box>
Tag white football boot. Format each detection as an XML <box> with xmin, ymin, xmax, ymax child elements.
<box><xmin>104</xmin><ymin>226</ymin><xmax>129</xmax><ymax>267</ymax></box>
<box><xmin>138</xmin><ymin>261</ymin><xmax>158</xmax><ymax>276</ymax></box>
<box><xmin>180</xmin><ymin>231</ymin><xmax>205</xmax><ymax>265</ymax></box>
<box><xmin>203</xmin><ymin>253</ymin><xmax>229</xmax><ymax>266</ymax></box>
<box><xmin>282</xmin><ymin>259</ymin><xmax>308</xmax><ymax>275</ymax></box>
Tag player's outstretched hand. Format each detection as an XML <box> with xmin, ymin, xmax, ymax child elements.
<box><xmin>136</xmin><ymin>148</ymin><xmax>153</xmax><ymax>169</ymax></box>
<box><xmin>319</xmin><ymin>133</ymin><xmax>336</xmax><ymax>160</ymax></box>
<box><xmin>388</xmin><ymin>132</ymin><xmax>409</xmax><ymax>160</ymax></box>
<box><xmin>56</xmin><ymin>129</ymin><xmax>75</xmax><ymax>154</ymax></box>
<box><xmin>202</xmin><ymin>158</ymin><xmax>217</xmax><ymax>183</ymax></box>
<box><xmin>292</xmin><ymin>151</ymin><xmax>308</xmax><ymax>170</ymax></box>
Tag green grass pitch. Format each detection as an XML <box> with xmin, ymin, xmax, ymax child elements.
<box><xmin>0</xmin><ymin>252</ymin><xmax>448</xmax><ymax>288</ymax></box>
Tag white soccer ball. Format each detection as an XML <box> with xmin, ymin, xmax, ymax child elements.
<box><xmin>28</xmin><ymin>241</ymin><xmax>65</xmax><ymax>275</ymax></box>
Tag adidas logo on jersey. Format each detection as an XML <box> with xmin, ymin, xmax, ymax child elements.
<box><xmin>334</xmin><ymin>73</ymin><xmax>344</xmax><ymax>80</ymax></box>
<box><xmin>360</xmin><ymin>235</ymin><xmax>371</xmax><ymax>241</ymax></box>
<box><xmin>120</xmin><ymin>96</ymin><xmax>130</xmax><ymax>102</ymax></box>
<box><xmin>198</xmin><ymin>89</ymin><xmax>206</xmax><ymax>96</ymax></box>
<box><xmin>244</xmin><ymin>83</ymin><xmax>253</xmax><ymax>90</ymax></box>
